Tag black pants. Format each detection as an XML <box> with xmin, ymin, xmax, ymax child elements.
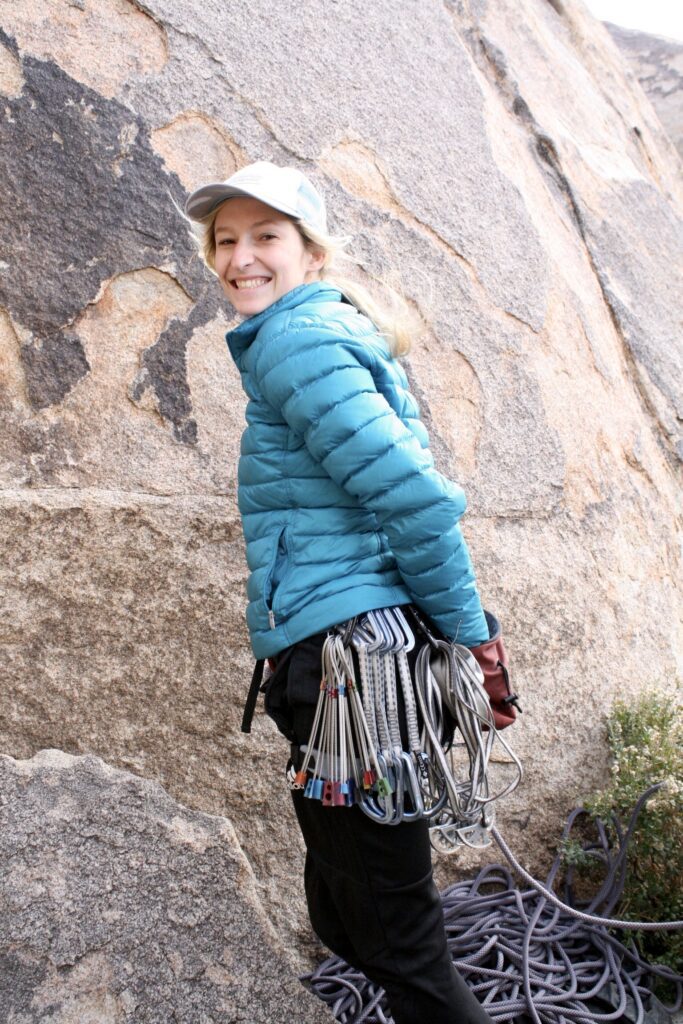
<box><xmin>264</xmin><ymin>627</ymin><xmax>493</xmax><ymax>1024</ymax></box>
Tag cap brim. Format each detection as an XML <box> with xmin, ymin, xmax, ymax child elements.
<box><xmin>184</xmin><ymin>183</ymin><xmax>301</xmax><ymax>222</ymax></box>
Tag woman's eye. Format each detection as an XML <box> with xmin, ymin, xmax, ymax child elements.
<box><xmin>217</xmin><ymin>238</ymin><xmax>234</xmax><ymax>246</ymax></box>
<box><xmin>260</xmin><ymin>233</ymin><xmax>277</xmax><ymax>241</ymax></box>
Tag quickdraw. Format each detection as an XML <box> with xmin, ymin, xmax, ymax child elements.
<box><xmin>287</xmin><ymin>606</ymin><xmax>523</xmax><ymax>852</ymax></box>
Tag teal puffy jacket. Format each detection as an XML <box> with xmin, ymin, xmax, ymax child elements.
<box><xmin>226</xmin><ymin>281</ymin><xmax>488</xmax><ymax>658</ymax></box>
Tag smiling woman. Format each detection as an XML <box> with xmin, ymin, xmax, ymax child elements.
<box><xmin>182</xmin><ymin>161</ymin><xmax>512</xmax><ymax>1024</ymax></box>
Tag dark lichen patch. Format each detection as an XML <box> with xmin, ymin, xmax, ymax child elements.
<box><xmin>136</xmin><ymin>297</ymin><xmax>223</xmax><ymax>445</ymax></box>
<box><xmin>0</xmin><ymin>951</ymin><xmax>49</xmax><ymax>1015</ymax></box>
<box><xmin>0</xmin><ymin>29</ymin><xmax>219</xmax><ymax>439</ymax></box>
<box><xmin>20</xmin><ymin>331</ymin><xmax>90</xmax><ymax>410</ymax></box>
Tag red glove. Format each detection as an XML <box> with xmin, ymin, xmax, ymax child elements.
<box><xmin>469</xmin><ymin>612</ymin><xmax>521</xmax><ymax>730</ymax></box>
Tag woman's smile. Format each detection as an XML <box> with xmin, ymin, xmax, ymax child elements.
<box><xmin>232</xmin><ymin>276</ymin><xmax>271</xmax><ymax>289</ymax></box>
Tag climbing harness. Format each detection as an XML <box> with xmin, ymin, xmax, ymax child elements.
<box><xmin>304</xmin><ymin>785</ymin><xmax>683</xmax><ymax>1023</ymax></box>
<box><xmin>286</xmin><ymin>606</ymin><xmax>523</xmax><ymax>853</ymax></box>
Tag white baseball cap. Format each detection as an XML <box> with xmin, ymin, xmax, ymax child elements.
<box><xmin>184</xmin><ymin>161</ymin><xmax>327</xmax><ymax>234</ymax></box>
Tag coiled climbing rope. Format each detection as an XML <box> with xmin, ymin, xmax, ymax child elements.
<box><xmin>303</xmin><ymin>788</ymin><xmax>683</xmax><ymax>1023</ymax></box>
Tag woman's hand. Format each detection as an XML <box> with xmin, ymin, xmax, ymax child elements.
<box><xmin>468</xmin><ymin>611</ymin><xmax>521</xmax><ymax>730</ymax></box>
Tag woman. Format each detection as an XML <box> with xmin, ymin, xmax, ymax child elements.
<box><xmin>185</xmin><ymin>161</ymin><xmax>508</xmax><ymax>1023</ymax></box>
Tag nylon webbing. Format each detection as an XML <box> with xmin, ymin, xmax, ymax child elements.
<box><xmin>240</xmin><ymin>659</ymin><xmax>265</xmax><ymax>734</ymax></box>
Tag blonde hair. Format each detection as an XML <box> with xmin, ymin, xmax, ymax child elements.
<box><xmin>297</xmin><ymin>221</ymin><xmax>419</xmax><ymax>358</ymax></box>
<box><xmin>190</xmin><ymin>202</ymin><xmax>420</xmax><ymax>358</ymax></box>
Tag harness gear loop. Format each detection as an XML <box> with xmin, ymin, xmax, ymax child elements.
<box><xmin>288</xmin><ymin>605</ymin><xmax>523</xmax><ymax>850</ymax></box>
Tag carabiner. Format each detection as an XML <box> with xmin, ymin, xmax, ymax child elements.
<box><xmin>398</xmin><ymin>751</ymin><xmax>424</xmax><ymax>821</ymax></box>
<box><xmin>416</xmin><ymin>751</ymin><xmax>449</xmax><ymax>819</ymax></box>
<box><xmin>388</xmin><ymin>750</ymin><xmax>405</xmax><ymax>824</ymax></box>
<box><xmin>357</xmin><ymin>752</ymin><xmax>395</xmax><ymax>824</ymax></box>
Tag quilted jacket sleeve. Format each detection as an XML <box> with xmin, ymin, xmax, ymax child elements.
<box><xmin>253</xmin><ymin>319</ymin><xmax>489</xmax><ymax>646</ymax></box>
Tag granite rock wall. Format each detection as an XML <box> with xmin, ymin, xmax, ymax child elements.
<box><xmin>1</xmin><ymin>0</ymin><xmax>681</xmax><ymax>994</ymax></box>
<box><xmin>608</xmin><ymin>22</ymin><xmax>683</xmax><ymax>159</ymax></box>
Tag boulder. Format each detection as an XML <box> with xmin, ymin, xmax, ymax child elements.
<box><xmin>0</xmin><ymin>748</ymin><xmax>332</xmax><ymax>1023</ymax></box>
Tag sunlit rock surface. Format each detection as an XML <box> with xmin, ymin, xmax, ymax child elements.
<box><xmin>1</xmin><ymin>0</ymin><xmax>681</xmax><ymax>981</ymax></box>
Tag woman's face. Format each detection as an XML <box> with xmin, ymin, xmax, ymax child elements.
<box><xmin>213</xmin><ymin>197</ymin><xmax>324</xmax><ymax>316</ymax></box>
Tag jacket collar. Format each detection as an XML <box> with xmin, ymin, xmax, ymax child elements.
<box><xmin>225</xmin><ymin>281</ymin><xmax>344</xmax><ymax>364</ymax></box>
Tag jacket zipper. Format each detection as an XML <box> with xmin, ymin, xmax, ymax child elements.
<box><xmin>264</xmin><ymin>526</ymin><xmax>288</xmax><ymax>630</ymax></box>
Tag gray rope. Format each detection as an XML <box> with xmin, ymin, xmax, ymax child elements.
<box><xmin>302</xmin><ymin>793</ymin><xmax>683</xmax><ymax>1023</ymax></box>
<box><xmin>489</xmin><ymin>783</ymin><xmax>683</xmax><ymax>933</ymax></box>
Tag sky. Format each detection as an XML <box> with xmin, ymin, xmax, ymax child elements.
<box><xmin>583</xmin><ymin>0</ymin><xmax>683</xmax><ymax>42</ymax></box>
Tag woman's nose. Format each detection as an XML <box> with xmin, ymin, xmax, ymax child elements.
<box><xmin>230</xmin><ymin>237</ymin><xmax>254</xmax><ymax>271</ymax></box>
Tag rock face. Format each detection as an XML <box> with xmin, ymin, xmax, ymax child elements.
<box><xmin>0</xmin><ymin>749</ymin><xmax>333</xmax><ymax>1022</ymax></box>
<box><xmin>608</xmin><ymin>22</ymin><xmax>683</xmax><ymax>158</ymax></box>
<box><xmin>1</xmin><ymin>0</ymin><xmax>682</xmax><ymax>977</ymax></box>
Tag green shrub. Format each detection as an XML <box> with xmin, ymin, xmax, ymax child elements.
<box><xmin>565</xmin><ymin>691</ymin><xmax>683</xmax><ymax>979</ymax></box>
